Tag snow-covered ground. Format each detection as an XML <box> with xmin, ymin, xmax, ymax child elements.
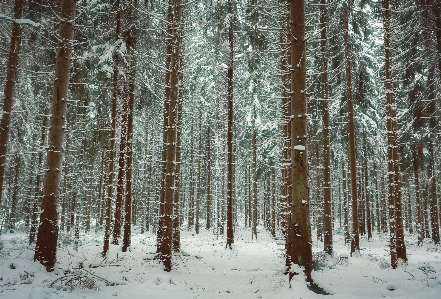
<box><xmin>0</xmin><ymin>227</ymin><xmax>440</xmax><ymax>298</ymax></box>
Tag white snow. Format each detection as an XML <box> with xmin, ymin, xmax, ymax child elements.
<box><xmin>294</xmin><ymin>145</ymin><xmax>306</xmax><ymax>151</ymax></box>
<box><xmin>0</xmin><ymin>228</ymin><xmax>440</xmax><ymax>298</ymax></box>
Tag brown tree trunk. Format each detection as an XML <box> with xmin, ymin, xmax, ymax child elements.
<box><xmin>427</xmin><ymin>70</ymin><xmax>440</xmax><ymax>245</ymax></box>
<box><xmin>122</xmin><ymin>8</ymin><xmax>137</xmax><ymax>252</ymax></box>
<box><xmin>364</xmin><ymin>139</ymin><xmax>372</xmax><ymax>239</ymax></box>
<box><xmin>226</xmin><ymin>0</ymin><xmax>234</xmax><ymax>249</ymax></box>
<box><xmin>172</xmin><ymin>58</ymin><xmax>183</xmax><ymax>252</ymax></box>
<box><xmin>288</xmin><ymin>0</ymin><xmax>313</xmax><ymax>282</ymax></box>
<box><xmin>206</xmin><ymin>126</ymin><xmax>211</xmax><ymax>230</ymax></box>
<box><xmin>157</xmin><ymin>0</ymin><xmax>182</xmax><ymax>271</ymax></box>
<box><xmin>320</xmin><ymin>0</ymin><xmax>333</xmax><ymax>256</ymax></box>
<box><xmin>252</xmin><ymin>130</ymin><xmax>258</xmax><ymax>240</ymax></box>
<box><xmin>0</xmin><ymin>0</ymin><xmax>23</xmax><ymax>208</ymax></box>
<box><xmin>383</xmin><ymin>0</ymin><xmax>407</xmax><ymax>267</ymax></box>
<box><xmin>433</xmin><ymin>0</ymin><xmax>441</xmax><ymax>76</ymax></box>
<box><xmin>375</xmin><ymin>173</ymin><xmax>381</xmax><ymax>233</ymax></box>
<box><xmin>343</xmin><ymin>5</ymin><xmax>359</xmax><ymax>255</ymax></box>
<box><xmin>195</xmin><ymin>109</ymin><xmax>202</xmax><ymax>234</ymax></box>
<box><xmin>8</xmin><ymin>155</ymin><xmax>20</xmax><ymax>230</ymax></box>
<box><xmin>103</xmin><ymin>0</ymin><xmax>121</xmax><ymax>257</ymax></box>
<box><xmin>280</xmin><ymin>0</ymin><xmax>291</xmax><ymax>239</ymax></box>
<box><xmin>343</xmin><ymin>168</ymin><xmax>350</xmax><ymax>244</ymax></box>
<box><xmin>34</xmin><ymin>0</ymin><xmax>76</xmax><ymax>272</ymax></box>
<box><xmin>271</xmin><ymin>166</ymin><xmax>276</xmax><ymax>238</ymax></box>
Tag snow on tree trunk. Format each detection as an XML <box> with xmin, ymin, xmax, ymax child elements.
<box><xmin>34</xmin><ymin>0</ymin><xmax>76</xmax><ymax>272</ymax></box>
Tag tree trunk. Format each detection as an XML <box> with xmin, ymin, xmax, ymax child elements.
<box><xmin>206</xmin><ymin>126</ymin><xmax>211</xmax><ymax>230</ymax></box>
<box><xmin>364</xmin><ymin>138</ymin><xmax>372</xmax><ymax>239</ymax></box>
<box><xmin>288</xmin><ymin>0</ymin><xmax>313</xmax><ymax>282</ymax></box>
<box><xmin>252</xmin><ymin>130</ymin><xmax>258</xmax><ymax>240</ymax></box>
<box><xmin>103</xmin><ymin>0</ymin><xmax>121</xmax><ymax>257</ymax></box>
<box><xmin>8</xmin><ymin>155</ymin><xmax>20</xmax><ymax>230</ymax></box>
<box><xmin>343</xmin><ymin>5</ymin><xmax>359</xmax><ymax>255</ymax></box>
<box><xmin>226</xmin><ymin>0</ymin><xmax>234</xmax><ymax>249</ymax></box>
<box><xmin>383</xmin><ymin>0</ymin><xmax>407</xmax><ymax>268</ymax></box>
<box><xmin>320</xmin><ymin>0</ymin><xmax>332</xmax><ymax>256</ymax></box>
<box><xmin>427</xmin><ymin>69</ymin><xmax>440</xmax><ymax>245</ymax></box>
<box><xmin>271</xmin><ymin>166</ymin><xmax>276</xmax><ymax>238</ymax></box>
<box><xmin>34</xmin><ymin>0</ymin><xmax>76</xmax><ymax>272</ymax></box>
<box><xmin>343</xmin><ymin>168</ymin><xmax>350</xmax><ymax>244</ymax></box>
<box><xmin>122</xmin><ymin>3</ymin><xmax>137</xmax><ymax>251</ymax></box>
<box><xmin>157</xmin><ymin>0</ymin><xmax>182</xmax><ymax>271</ymax></box>
<box><xmin>0</xmin><ymin>0</ymin><xmax>24</xmax><ymax>208</ymax></box>
<box><xmin>195</xmin><ymin>109</ymin><xmax>202</xmax><ymax>234</ymax></box>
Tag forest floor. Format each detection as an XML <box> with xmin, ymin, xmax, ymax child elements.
<box><xmin>0</xmin><ymin>226</ymin><xmax>440</xmax><ymax>299</ymax></box>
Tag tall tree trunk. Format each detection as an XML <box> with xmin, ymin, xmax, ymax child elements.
<box><xmin>157</xmin><ymin>0</ymin><xmax>182</xmax><ymax>271</ymax></box>
<box><xmin>364</xmin><ymin>138</ymin><xmax>372</xmax><ymax>239</ymax></box>
<box><xmin>8</xmin><ymin>155</ymin><xmax>20</xmax><ymax>230</ymax></box>
<box><xmin>0</xmin><ymin>0</ymin><xmax>23</xmax><ymax>208</ymax></box>
<box><xmin>433</xmin><ymin>0</ymin><xmax>441</xmax><ymax>76</ymax></box>
<box><xmin>427</xmin><ymin>69</ymin><xmax>440</xmax><ymax>245</ymax></box>
<box><xmin>103</xmin><ymin>0</ymin><xmax>121</xmax><ymax>257</ymax></box>
<box><xmin>343</xmin><ymin>167</ymin><xmax>350</xmax><ymax>244</ymax></box>
<box><xmin>343</xmin><ymin>5</ymin><xmax>359</xmax><ymax>255</ymax></box>
<box><xmin>320</xmin><ymin>0</ymin><xmax>332</xmax><ymax>256</ymax></box>
<box><xmin>288</xmin><ymin>0</ymin><xmax>313</xmax><ymax>282</ymax></box>
<box><xmin>34</xmin><ymin>0</ymin><xmax>76</xmax><ymax>272</ymax></box>
<box><xmin>271</xmin><ymin>166</ymin><xmax>276</xmax><ymax>238</ymax></box>
<box><xmin>122</xmin><ymin>3</ymin><xmax>137</xmax><ymax>251</ymax></box>
<box><xmin>195</xmin><ymin>109</ymin><xmax>202</xmax><ymax>234</ymax></box>
<box><xmin>252</xmin><ymin>130</ymin><xmax>258</xmax><ymax>240</ymax></box>
<box><xmin>206</xmin><ymin>126</ymin><xmax>211</xmax><ymax>230</ymax></box>
<box><xmin>281</xmin><ymin>0</ymin><xmax>294</xmax><ymax>272</ymax></box>
<box><xmin>226</xmin><ymin>0</ymin><xmax>235</xmax><ymax>249</ymax></box>
<box><xmin>383</xmin><ymin>0</ymin><xmax>407</xmax><ymax>268</ymax></box>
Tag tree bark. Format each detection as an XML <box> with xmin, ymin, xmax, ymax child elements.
<box><xmin>226</xmin><ymin>0</ymin><xmax>235</xmax><ymax>249</ymax></box>
<box><xmin>383</xmin><ymin>0</ymin><xmax>407</xmax><ymax>268</ymax></box>
<box><xmin>320</xmin><ymin>0</ymin><xmax>333</xmax><ymax>256</ymax></box>
<box><xmin>288</xmin><ymin>0</ymin><xmax>313</xmax><ymax>282</ymax></box>
<box><xmin>157</xmin><ymin>0</ymin><xmax>182</xmax><ymax>271</ymax></box>
<box><xmin>0</xmin><ymin>0</ymin><xmax>24</xmax><ymax>209</ymax></box>
<box><xmin>103</xmin><ymin>0</ymin><xmax>121</xmax><ymax>257</ymax></box>
<box><xmin>252</xmin><ymin>130</ymin><xmax>258</xmax><ymax>240</ymax></box>
<box><xmin>122</xmin><ymin>0</ymin><xmax>138</xmax><ymax>253</ymax></box>
<box><xmin>34</xmin><ymin>0</ymin><xmax>76</xmax><ymax>272</ymax></box>
<box><xmin>427</xmin><ymin>69</ymin><xmax>440</xmax><ymax>245</ymax></box>
<box><xmin>8</xmin><ymin>155</ymin><xmax>20</xmax><ymax>230</ymax></box>
<box><xmin>343</xmin><ymin>5</ymin><xmax>359</xmax><ymax>255</ymax></box>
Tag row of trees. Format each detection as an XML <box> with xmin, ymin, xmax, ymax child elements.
<box><xmin>0</xmin><ymin>0</ymin><xmax>440</xmax><ymax>285</ymax></box>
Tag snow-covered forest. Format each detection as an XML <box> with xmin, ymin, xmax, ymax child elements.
<box><xmin>0</xmin><ymin>0</ymin><xmax>440</xmax><ymax>298</ymax></box>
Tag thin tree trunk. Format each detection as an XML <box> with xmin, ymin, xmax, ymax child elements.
<box><xmin>8</xmin><ymin>155</ymin><xmax>20</xmax><ymax>230</ymax></box>
<box><xmin>364</xmin><ymin>138</ymin><xmax>372</xmax><ymax>239</ymax></box>
<box><xmin>122</xmin><ymin>4</ymin><xmax>137</xmax><ymax>251</ymax></box>
<box><xmin>206</xmin><ymin>126</ymin><xmax>211</xmax><ymax>230</ymax></box>
<box><xmin>271</xmin><ymin>166</ymin><xmax>276</xmax><ymax>238</ymax></box>
<box><xmin>383</xmin><ymin>0</ymin><xmax>407</xmax><ymax>267</ymax></box>
<box><xmin>289</xmin><ymin>0</ymin><xmax>313</xmax><ymax>282</ymax></box>
<box><xmin>427</xmin><ymin>69</ymin><xmax>440</xmax><ymax>245</ymax></box>
<box><xmin>320</xmin><ymin>0</ymin><xmax>332</xmax><ymax>256</ymax></box>
<box><xmin>343</xmin><ymin>5</ymin><xmax>359</xmax><ymax>255</ymax></box>
<box><xmin>85</xmin><ymin>162</ymin><xmax>93</xmax><ymax>233</ymax></box>
<box><xmin>0</xmin><ymin>0</ymin><xmax>24</xmax><ymax>208</ymax></box>
<box><xmin>157</xmin><ymin>0</ymin><xmax>182</xmax><ymax>271</ymax></box>
<box><xmin>195</xmin><ymin>109</ymin><xmax>202</xmax><ymax>234</ymax></box>
<box><xmin>226</xmin><ymin>0</ymin><xmax>234</xmax><ymax>249</ymax></box>
<box><xmin>343</xmin><ymin>168</ymin><xmax>350</xmax><ymax>244</ymax></box>
<box><xmin>34</xmin><ymin>0</ymin><xmax>76</xmax><ymax>272</ymax></box>
<box><xmin>103</xmin><ymin>0</ymin><xmax>121</xmax><ymax>257</ymax></box>
<box><xmin>252</xmin><ymin>130</ymin><xmax>257</xmax><ymax>240</ymax></box>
